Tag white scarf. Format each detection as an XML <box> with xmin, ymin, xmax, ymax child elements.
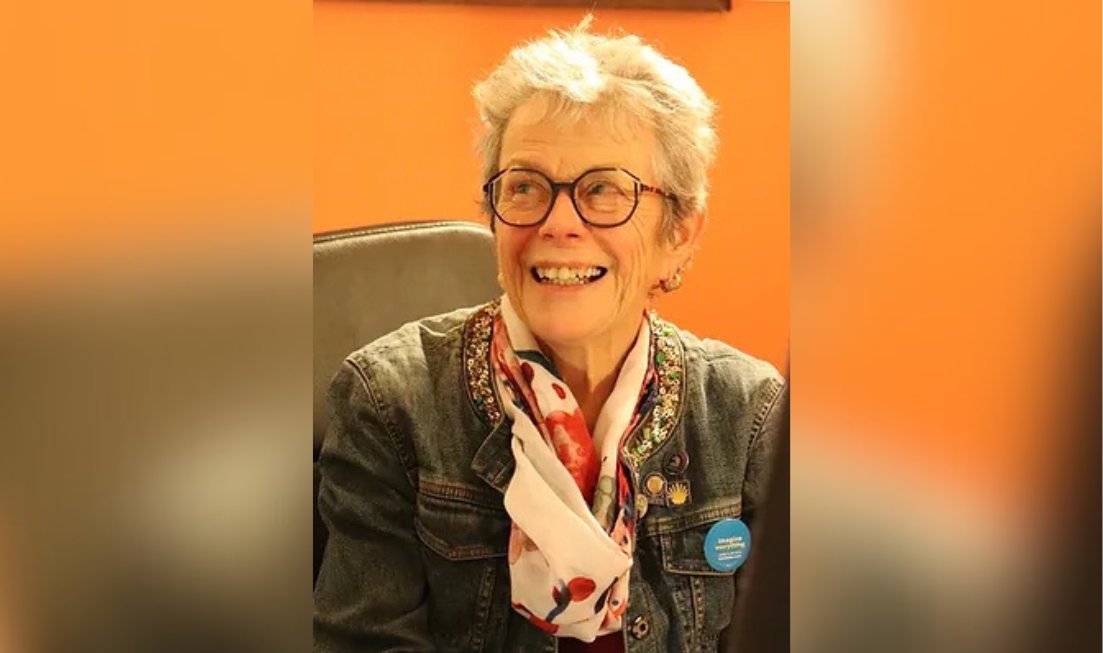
<box><xmin>492</xmin><ymin>296</ymin><xmax>651</xmax><ymax>641</ymax></box>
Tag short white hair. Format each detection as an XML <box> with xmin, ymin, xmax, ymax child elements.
<box><xmin>472</xmin><ymin>17</ymin><xmax>718</xmax><ymax>231</ymax></box>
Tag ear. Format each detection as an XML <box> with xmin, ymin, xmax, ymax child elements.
<box><xmin>663</xmin><ymin>210</ymin><xmax>706</xmax><ymax>275</ymax></box>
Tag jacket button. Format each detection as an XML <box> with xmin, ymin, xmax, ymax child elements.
<box><xmin>629</xmin><ymin>615</ymin><xmax>650</xmax><ymax>640</ymax></box>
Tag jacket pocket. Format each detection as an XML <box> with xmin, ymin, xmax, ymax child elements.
<box><xmin>414</xmin><ymin>478</ymin><xmax>509</xmax><ymax>653</ymax></box>
<box><xmin>649</xmin><ymin>497</ymin><xmax>743</xmax><ymax>651</ymax></box>
<box><xmin>415</xmin><ymin>478</ymin><xmax>510</xmax><ymax>560</ymax></box>
<box><xmin>646</xmin><ymin>496</ymin><xmax>744</xmax><ymax>574</ymax></box>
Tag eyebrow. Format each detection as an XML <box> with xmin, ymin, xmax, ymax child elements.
<box><xmin>501</xmin><ymin>158</ymin><xmax>547</xmax><ymax>172</ymax></box>
<box><xmin>501</xmin><ymin>160</ymin><xmax>628</xmax><ymax>176</ymax></box>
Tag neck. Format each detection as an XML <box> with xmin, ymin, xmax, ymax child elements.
<box><xmin>540</xmin><ymin>317</ymin><xmax>646</xmax><ymax>432</ymax></box>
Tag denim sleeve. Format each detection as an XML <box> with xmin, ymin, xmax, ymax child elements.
<box><xmin>722</xmin><ymin>375</ymin><xmax>788</xmax><ymax>651</ymax></box>
<box><xmin>741</xmin><ymin>376</ymin><xmax>787</xmax><ymax>515</ymax></box>
<box><xmin>314</xmin><ymin>359</ymin><xmax>435</xmax><ymax>653</ymax></box>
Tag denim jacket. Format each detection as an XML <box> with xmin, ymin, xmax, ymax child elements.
<box><xmin>314</xmin><ymin>301</ymin><xmax>785</xmax><ymax>653</ymax></box>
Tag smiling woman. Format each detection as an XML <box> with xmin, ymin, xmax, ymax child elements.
<box><xmin>314</xmin><ymin>17</ymin><xmax>786</xmax><ymax>653</ymax></box>
<box><xmin>489</xmin><ymin>92</ymin><xmax>696</xmax><ymax>364</ymax></box>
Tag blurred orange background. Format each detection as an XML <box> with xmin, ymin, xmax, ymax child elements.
<box><xmin>791</xmin><ymin>1</ymin><xmax>1100</xmax><ymax>511</ymax></box>
<box><xmin>0</xmin><ymin>1</ymin><xmax>310</xmax><ymax>291</ymax></box>
<box><xmin>314</xmin><ymin>1</ymin><xmax>791</xmax><ymax>372</ymax></box>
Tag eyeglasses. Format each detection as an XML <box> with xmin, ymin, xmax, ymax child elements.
<box><xmin>482</xmin><ymin>167</ymin><xmax>675</xmax><ymax>228</ymax></box>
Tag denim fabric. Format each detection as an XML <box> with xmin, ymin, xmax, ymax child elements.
<box><xmin>314</xmin><ymin>304</ymin><xmax>785</xmax><ymax>653</ymax></box>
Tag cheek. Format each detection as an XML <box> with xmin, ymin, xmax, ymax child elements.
<box><xmin>496</xmin><ymin>232</ymin><xmax>529</xmax><ymax>282</ymax></box>
<box><xmin>611</xmin><ymin>229</ymin><xmax>659</xmax><ymax>289</ymax></box>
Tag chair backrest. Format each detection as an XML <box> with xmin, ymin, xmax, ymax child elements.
<box><xmin>313</xmin><ymin>221</ymin><xmax>499</xmax><ymax>583</ymax></box>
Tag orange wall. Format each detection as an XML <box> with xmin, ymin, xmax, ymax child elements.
<box><xmin>0</xmin><ymin>1</ymin><xmax>310</xmax><ymax>291</ymax></box>
<box><xmin>314</xmin><ymin>1</ymin><xmax>790</xmax><ymax>371</ymax></box>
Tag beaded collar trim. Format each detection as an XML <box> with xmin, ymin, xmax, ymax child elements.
<box><xmin>461</xmin><ymin>300</ymin><xmax>685</xmax><ymax>472</ymax></box>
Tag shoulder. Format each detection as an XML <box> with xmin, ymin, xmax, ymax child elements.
<box><xmin>344</xmin><ymin>305</ymin><xmax>473</xmax><ymax>378</ymax></box>
<box><xmin>666</xmin><ymin>322</ymin><xmax>787</xmax><ymax>510</ymax></box>
<box><xmin>333</xmin><ymin>306</ymin><xmax>480</xmax><ymax>415</ymax></box>
<box><xmin>672</xmin><ymin>322</ymin><xmax>785</xmax><ymax>404</ymax></box>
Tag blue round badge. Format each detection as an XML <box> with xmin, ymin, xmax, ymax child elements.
<box><xmin>704</xmin><ymin>518</ymin><xmax>751</xmax><ymax>572</ymax></box>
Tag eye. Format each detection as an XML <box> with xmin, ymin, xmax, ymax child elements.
<box><xmin>513</xmin><ymin>182</ymin><xmax>534</xmax><ymax>195</ymax></box>
<box><xmin>580</xmin><ymin>174</ymin><xmax>631</xmax><ymax>199</ymax></box>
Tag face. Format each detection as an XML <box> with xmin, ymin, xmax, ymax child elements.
<box><xmin>492</xmin><ymin>96</ymin><xmax>700</xmax><ymax>350</ymax></box>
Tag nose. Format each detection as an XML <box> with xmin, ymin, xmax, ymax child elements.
<box><xmin>538</xmin><ymin>187</ymin><xmax>585</xmax><ymax>240</ymax></box>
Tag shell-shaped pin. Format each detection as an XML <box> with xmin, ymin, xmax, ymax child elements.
<box><xmin>666</xmin><ymin>480</ymin><xmax>691</xmax><ymax>507</ymax></box>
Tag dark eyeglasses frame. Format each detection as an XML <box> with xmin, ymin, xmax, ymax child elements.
<box><xmin>481</xmin><ymin>166</ymin><xmax>676</xmax><ymax>228</ymax></box>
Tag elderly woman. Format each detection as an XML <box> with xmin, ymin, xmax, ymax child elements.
<box><xmin>314</xmin><ymin>21</ymin><xmax>785</xmax><ymax>653</ymax></box>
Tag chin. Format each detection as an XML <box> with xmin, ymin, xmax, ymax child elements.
<box><xmin>520</xmin><ymin>305</ymin><xmax>603</xmax><ymax>347</ymax></box>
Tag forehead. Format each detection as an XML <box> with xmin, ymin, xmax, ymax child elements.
<box><xmin>499</xmin><ymin>94</ymin><xmax>657</xmax><ymax>181</ymax></box>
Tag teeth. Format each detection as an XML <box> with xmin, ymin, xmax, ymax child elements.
<box><xmin>534</xmin><ymin>266</ymin><xmax>603</xmax><ymax>285</ymax></box>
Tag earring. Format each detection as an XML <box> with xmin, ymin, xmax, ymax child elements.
<box><xmin>497</xmin><ymin>271</ymin><xmax>505</xmax><ymax>288</ymax></box>
<box><xmin>660</xmin><ymin>272</ymin><xmax>683</xmax><ymax>293</ymax></box>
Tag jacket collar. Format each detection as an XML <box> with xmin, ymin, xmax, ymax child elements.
<box><xmin>464</xmin><ymin>299</ymin><xmax>686</xmax><ymax>492</ymax></box>
<box><xmin>464</xmin><ymin>300</ymin><xmax>513</xmax><ymax>493</ymax></box>
<box><xmin>622</xmin><ymin>311</ymin><xmax>687</xmax><ymax>474</ymax></box>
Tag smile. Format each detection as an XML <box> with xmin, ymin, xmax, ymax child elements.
<box><xmin>530</xmin><ymin>266</ymin><xmax>608</xmax><ymax>286</ymax></box>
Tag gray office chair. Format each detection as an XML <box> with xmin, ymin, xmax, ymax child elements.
<box><xmin>313</xmin><ymin>221</ymin><xmax>500</xmax><ymax>584</ymax></box>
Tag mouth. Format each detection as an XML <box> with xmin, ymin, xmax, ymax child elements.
<box><xmin>529</xmin><ymin>265</ymin><xmax>609</xmax><ymax>286</ymax></box>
